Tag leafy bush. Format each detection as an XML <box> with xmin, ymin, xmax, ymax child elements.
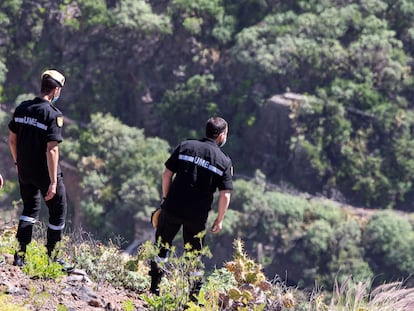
<box><xmin>157</xmin><ymin>74</ymin><xmax>221</xmax><ymax>143</ymax></box>
<box><xmin>171</xmin><ymin>0</ymin><xmax>223</xmax><ymax>17</ymax></box>
<box><xmin>303</xmin><ymin>219</ymin><xmax>334</xmax><ymax>258</ymax></box>
<box><xmin>71</xmin><ymin>113</ymin><xmax>170</xmax><ymax>241</ymax></box>
<box><xmin>0</xmin><ymin>225</ymin><xmax>65</xmax><ymax>280</ymax></box>
<box><xmin>65</xmin><ymin>233</ymin><xmax>148</xmax><ymax>291</ymax></box>
<box><xmin>327</xmin><ymin>220</ymin><xmax>373</xmax><ymax>285</ymax></box>
<box><xmin>363</xmin><ymin>211</ymin><xmax>414</xmax><ymax>283</ymax></box>
<box><xmin>113</xmin><ymin>0</ymin><xmax>171</xmax><ymax>33</ymax></box>
<box><xmin>304</xmin><ymin>200</ymin><xmax>345</xmax><ymax>225</ymax></box>
<box><xmin>22</xmin><ymin>242</ymin><xmax>66</xmax><ymax>279</ymax></box>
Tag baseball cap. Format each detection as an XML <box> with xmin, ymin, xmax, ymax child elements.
<box><xmin>41</xmin><ymin>69</ymin><xmax>65</xmax><ymax>87</ymax></box>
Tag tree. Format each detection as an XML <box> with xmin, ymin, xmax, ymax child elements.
<box><xmin>66</xmin><ymin>113</ymin><xmax>170</xmax><ymax>241</ymax></box>
<box><xmin>157</xmin><ymin>74</ymin><xmax>221</xmax><ymax>143</ymax></box>
<box><xmin>363</xmin><ymin>211</ymin><xmax>414</xmax><ymax>284</ymax></box>
<box><xmin>327</xmin><ymin>220</ymin><xmax>373</xmax><ymax>285</ymax></box>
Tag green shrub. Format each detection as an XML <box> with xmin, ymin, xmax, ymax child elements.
<box><xmin>303</xmin><ymin>219</ymin><xmax>334</xmax><ymax>257</ymax></box>
<box><xmin>68</xmin><ymin>236</ymin><xmax>148</xmax><ymax>291</ymax></box>
<box><xmin>363</xmin><ymin>211</ymin><xmax>414</xmax><ymax>283</ymax></box>
<box><xmin>327</xmin><ymin>220</ymin><xmax>373</xmax><ymax>285</ymax></box>
<box><xmin>304</xmin><ymin>200</ymin><xmax>345</xmax><ymax>225</ymax></box>
<box><xmin>22</xmin><ymin>242</ymin><xmax>65</xmax><ymax>279</ymax></box>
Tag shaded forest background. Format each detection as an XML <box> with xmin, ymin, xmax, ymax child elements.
<box><xmin>2</xmin><ymin>0</ymin><xmax>414</xmax><ymax>291</ymax></box>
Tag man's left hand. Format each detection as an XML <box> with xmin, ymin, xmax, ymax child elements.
<box><xmin>211</xmin><ymin>219</ymin><xmax>222</xmax><ymax>233</ymax></box>
<box><xmin>45</xmin><ymin>183</ymin><xmax>57</xmax><ymax>201</ymax></box>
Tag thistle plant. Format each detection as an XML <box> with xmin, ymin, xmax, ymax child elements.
<box><xmin>219</xmin><ymin>238</ymin><xmax>296</xmax><ymax>310</ymax></box>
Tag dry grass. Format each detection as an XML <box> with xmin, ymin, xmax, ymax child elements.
<box><xmin>328</xmin><ymin>276</ymin><xmax>414</xmax><ymax>311</ymax></box>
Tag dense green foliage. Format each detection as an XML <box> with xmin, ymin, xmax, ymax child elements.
<box><xmin>2</xmin><ymin>0</ymin><xmax>414</xmax><ymax>208</ymax></box>
<box><xmin>226</xmin><ymin>173</ymin><xmax>414</xmax><ymax>289</ymax></box>
<box><xmin>62</xmin><ymin>113</ymin><xmax>170</xmax><ymax>239</ymax></box>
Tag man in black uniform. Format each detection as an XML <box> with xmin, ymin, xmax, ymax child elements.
<box><xmin>149</xmin><ymin>116</ymin><xmax>233</xmax><ymax>300</ymax></box>
<box><xmin>9</xmin><ymin>69</ymin><xmax>68</xmax><ymax>267</ymax></box>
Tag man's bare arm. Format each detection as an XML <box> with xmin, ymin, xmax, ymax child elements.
<box><xmin>162</xmin><ymin>168</ymin><xmax>174</xmax><ymax>199</ymax></box>
<box><xmin>9</xmin><ymin>131</ymin><xmax>17</xmax><ymax>164</ymax></box>
<box><xmin>211</xmin><ymin>190</ymin><xmax>231</xmax><ymax>233</ymax></box>
<box><xmin>45</xmin><ymin>141</ymin><xmax>59</xmax><ymax>201</ymax></box>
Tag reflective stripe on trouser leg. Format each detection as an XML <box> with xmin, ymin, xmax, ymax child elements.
<box><xmin>46</xmin><ymin>222</ymin><xmax>66</xmax><ymax>244</ymax></box>
<box><xmin>46</xmin><ymin>225</ymin><xmax>65</xmax><ymax>256</ymax></box>
<box><xmin>45</xmin><ymin>177</ymin><xmax>67</xmax><ymax>254</ymax></box>
<box><xmin>189</xmin><ymin>270</ymin><xmax>204</xmax><ymax>302</ymax></box>
<box><xmin>18</xmin><ymin>182</ymin><xmax>42</xmax><ymax>249</ymax></box>
<box><xmin>19</xmin><ymin>215</ymin><xmax>37</xmax><ymax>224</ymax></box>
<box><xmin>16</xmin><ymin>216</ymin><xmax>38</xmax><ymax>250</ymax></box>
<box><xmin>189</xmin><ymin>270</ymin><xmax>204</xmax><ymax>277</ymax></box>
<box><xmin>48</xmin><ymin>223</ymin><xmax>65</xmax><ymax>230</ymax></box>
<box><xmin>155</xmin><ymin>256</ymin><xmax>168</xmax><ymax>263</ymax></box>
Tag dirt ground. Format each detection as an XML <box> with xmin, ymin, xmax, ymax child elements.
<box><xmin>0</xmin><ymin>253</ymin><xmax>149</xmax><ymax>311</ymax></box>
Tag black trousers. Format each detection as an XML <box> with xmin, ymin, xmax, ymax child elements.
<box><xmin>16</xmin><ymin>174</ymin><xmax>67</xmax><ymax>254</ymax></box>
<box><xmin>155</xmin><ymin>209</ymin><xmax>207</xmax><ymax>258</ymax></box>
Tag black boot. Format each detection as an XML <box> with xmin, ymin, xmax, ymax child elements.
<box><xmin>149</xmin><ymin>261</ymin><xmax>163</xmax><ymax>295</ymax></box>
<box><xmin>13</xmin><ymin>244</ymin><xmax>26</xmax><ymax>267</ymax></box>
<box><xmin>47</xmin><ymin>245</ymin><xmax>75</xmax><ymax>274</ymax></box>
<box><xmin>13</xmin><ymin>250</ymin><xmax>25</xmax><ymax>267</ymax></box>
<box><xmin>46</xmin><ymin>246</ymin><xmax>54</xmax><ymax>258</ymax></box>
<box><xmin>189</xmin><ymin>278</ymin><xmax>203</xmax><ymax>303</ymax></box>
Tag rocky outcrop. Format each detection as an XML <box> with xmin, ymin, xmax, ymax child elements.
<box><xmin>243</xmin><ymin>93</ymin><xmax>321</xmax><ymax>192</ymax></box>
<box><xmin>61</xmin><ymin>160</ymin><xmax>83</xmax><ymax>230</ymax></box>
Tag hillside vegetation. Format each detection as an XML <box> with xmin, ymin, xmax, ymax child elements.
<box><xmin>1</xmin><ymin>227</ymin><xmax>414</xmax><ymax>311</ymax></box>
<box><xmin>2</xmin><ymin>0</ymin><xmax>414</xmax><ymax>300</ymax></box>
<box><xmin>2</xmin><ymin>0</ymin><xmax>414</xmax><ymax>208</ymax></box>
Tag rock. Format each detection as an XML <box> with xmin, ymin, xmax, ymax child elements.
<box><xmin>88</xmin><ymin>298</ymin><xmax>104</xmax><ymax>307</ymax></box>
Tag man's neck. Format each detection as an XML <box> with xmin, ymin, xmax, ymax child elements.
<box><xmin>40</xmin><ymin>94</ymin><xmax>52</xmax><ymax>102</ymax></box>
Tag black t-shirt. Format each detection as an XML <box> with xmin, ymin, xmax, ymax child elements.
<box><xmin>163</xmin><ymin>137</ymin><xmax>233</xmax><ymax>219</ymax></box>
<box><xmin>8</xmin><ymin>97</ymin><xmax>63</xmax><ymax>181</ymax></box>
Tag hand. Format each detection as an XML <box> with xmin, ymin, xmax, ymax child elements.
<box><xmin>44</xmin><ymin>183</ymin><xmax>57</xmax><ymax>201</ymax></box>
<box><xmin>210</xmin><ymin>219</ymin><xmax>222</xmax><ymax>233</ymax></box>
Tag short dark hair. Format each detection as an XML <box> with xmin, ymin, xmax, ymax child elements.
<box><xmin>205</xmin><ymin>117</ymin><xmax>228</xmax><ymax>139</ymax></box>
<box><xmin>40</xmin><ymin>77</ymin><xmax>61</xmax><ymax>94</ymax></box>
